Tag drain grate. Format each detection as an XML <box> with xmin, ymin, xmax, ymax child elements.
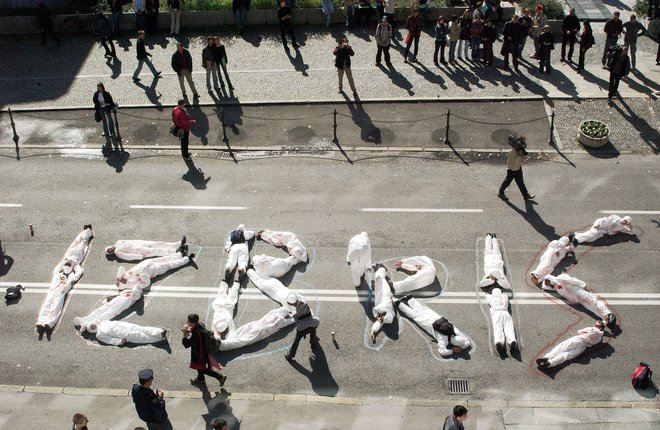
<box><xmin>447</xmin><ymin>378</ymin><xmax>471</xmax><ymax>394</ymax></box>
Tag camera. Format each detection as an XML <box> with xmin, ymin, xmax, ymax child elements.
<box><xmin>508</xmin><ymin>135</ymin><xmax>528</xmax><ymax>155</ymax></box>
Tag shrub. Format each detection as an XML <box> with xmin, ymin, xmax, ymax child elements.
<box><xmin>580</xmin><ymin>120</ymin><xmax>609</xmax><ymax>139</ymax></box>
<box><xmin>633</xmin><ymin>0</ymin><xmax>648</xmax><ymax>18</ymax></box>
<box><xmin>518</xmin><ymin>0</ymin><xmax>564</xmax><ymax>19</ymax></box>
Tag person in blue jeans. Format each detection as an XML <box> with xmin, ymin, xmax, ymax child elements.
<box><xmin>233</xmin><ymin>0</ymin><xmax>250</xmax><ymax>35</ymax></box>
<box><xmin>434</xmin><ymin>16</ymin><xmax>448</xmax><ymax>65</ymax></box>
<box><xmin>92</xmin><ymin>83</ymin><xmax>118</xmax><ymax>150</ymax></box>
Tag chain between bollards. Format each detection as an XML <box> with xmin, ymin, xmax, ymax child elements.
<box><xmin>548</xmin><ymin>110</ymin><xmax>556</xmax><ymax>147</ymax></box>
<box><xmin>443</xmin><ymin>109</ymin><xmax>451</xmax><ymax>146</ymax></box>
<box><xmin>221</xmin><ymin>108</ymin><xmax>229</xmax><ymax>145</ymax></box>
<box><xmin>332</xmin><ymin>109</ymin><xmax>339</xmax><ymax>145</ymax></box>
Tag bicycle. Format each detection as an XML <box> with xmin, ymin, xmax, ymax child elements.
<box><xmin>63</xmin><ymin>3</ymin><xmax>104</xmax><ymax>35</ymax></box>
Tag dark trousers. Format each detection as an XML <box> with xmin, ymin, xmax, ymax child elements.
<box><xmin>384</xmin><ymin>13</ymin><xmax>395</xmax><ymax>27</ymax></box>
<box><xmin>101</xmin><ymin>36</ymin><xmax>116</xmax><ymax>56</ymax></box>
<box><xmin>196</xmin><ymin>367</ymin><xmax>223</xmax><ymax>382</ymax></box>
<box><xmin>657</xmin><ymin>40</ymin><xmax>660</xmax><ymax>63</ymax></box>
<box><xmin>376</xmin><ymin>45</ymin><xmax>391</xmax><ymax>63</ymax></box>
<box><xmin>404</xmin><ymin>34</ymin><xmax>420</xmax><ymax>60</ymax></box>
<box><xmin>577</xmin><ymin>47</ymin><xmax>588</xmax><ymax>71</ymax></box>
<box><xmin>434</xmin><ymin>40</ymin><xmax>446</xmax><ymax>64</ymax></box>
<box><xmin>287</xmin><ymin>327</ymin><xmax>318</xmax><ymax>358</ymax></box>
<box><xmin>40</xmin><ymin>28</ymin><xmax>60</xmax><ymax>46</ymax></box>
<box><xmin>608</xmin><ymin>73</ymin><xmax>622</xmax><ymax>99</ymax></box>
<box><xmin>483</xmin><ymin>40</ymin><xmax>493</xmax><ymax>65</ymax></box>
<box><xmin>136</xmin><ymin>11</ymin><xmax>147</xmax><ymax>30</ymax></box>
<box><xmin>504</xmin><ymin>43</ymin><xmax>519</xmax><ymax>69</ymax></box>
<box><xmin>180</xmin><ymin>130</ymin><xmax>190</xmax><ymax>157</ymax></box>
<box><xmin>561</xmin><ymin>33</ymin><xmax>576</xmax><ymax>60</ymax></box>
<box><xmin>539</xmin><ymin>55</ymin><xmax>551</xmax><ymax>73</ymax></box>
<box><xmin>499</xmin><ymin>168</ymin><xmax>529</xmax><ymax>197</ymax></box>
<box><xmin>145</xmin><ymin>418</ymin><xmax>173</xmax><ymax>430</ymax></box>
<box><xmin>280</xmin><ymin>21</ymin><xmax>297</xmax><ymax>46</ymax></box>
<box><xmin>602</xmin><ymin>36</ymin><xmax>617</xmax><ymax>65</ymax></box>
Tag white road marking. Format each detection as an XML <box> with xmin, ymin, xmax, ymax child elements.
<box><xmin>0</xmin><ymin>203</ymin><xmax>22</xmax><ymax>208</ymax></box>
<box><xmin>361</xmin><ymin>208</ymin><xmax>483</xmax><ymax>213</ymax></box>
<box><xmin>599</xmin><ymin>210</ymin><xmax>660</xmax><ymax>215</ymax></box>
<box><xmin>130</xmin><ymin>205</ymin><xmax>248</xmax><ymax>211</ymax></box>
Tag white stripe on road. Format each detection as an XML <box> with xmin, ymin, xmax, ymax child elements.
<box><xmin>130</xmin><ymin>205</ymin><xmax>248</xmax><ymax>211</ymax></box>
<box><xmin>361</xmin><ymin>208</ymin><xmax>483</xmax><ymax>213</ymax></box>
<box><xmin>0</xmin><ymin>204</ymin><xmax>22</xmax><ymax>208</ymax></box>
<box><xmin>599</xmin><ymin>210</ymin><xmax>660</xmax><ymax>215</ymax></box>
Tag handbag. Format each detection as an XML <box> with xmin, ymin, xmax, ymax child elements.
<box><xmin>169</xmin><ymin>123</ymin><xmax>183</xmax><ymax>138</ymax></box>
<box><xmin>95</xmin><ymin>110</ymin><xmax>102</xmax><ymax>123</ymax></box>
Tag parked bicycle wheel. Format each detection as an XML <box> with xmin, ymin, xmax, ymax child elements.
<box><xmin>63</xmin><ymin>16</ymin><xmax>81</xmax><ymax>34</ymax></box>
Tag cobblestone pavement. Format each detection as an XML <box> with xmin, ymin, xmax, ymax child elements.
<box><xmin>0</xmin><ymin>21</ymin><xmax>658</xmax><ymax>110</ymax></box>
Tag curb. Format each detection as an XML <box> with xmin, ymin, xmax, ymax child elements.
<box><xmin>3</xmin><ymin>385</ymin><xmax>659</xmax><ymax>409</ymax></box>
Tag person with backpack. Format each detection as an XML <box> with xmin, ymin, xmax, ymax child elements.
<box><xmin>182</xmin><ymin>313</ymin><xmax>227</xmax><ymax>387</ymax></box>
<box><xmin>536</xmin><ymin>321</ymin><xmax>605</xmax><ymax>370</ymax></box>
<box><xmin>576</xmin><ymin>20</ymin><xmax>595</xmax><ymax>74</ymax></box>
<box><xmin>375</xmin><ymin>16</ymin><xmax>393</xmax><ymax>66</ymax></box>
<box><xmin>284</xmin><ymin>292</ymin><xmax>320</xmax><ymax>361</ymax></box>
<box><xmin>632</xmin><ymin>363</ymin><xmax>653</xmax><ymax>389</ymax></box>
<box><xmin>607</xmin><ymin>45</ymin><xmax>630</xmax><ymax>102</ymax></box>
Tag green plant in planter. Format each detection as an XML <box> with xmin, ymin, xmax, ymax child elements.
<box><xmin>633</xmin><ymin>0</ymin><xmax>648</xmax><ymax>18</ymax></box>
<box><xmin>518</xmin><ymin>0</ymin><xmax>564</xmax><ymax>19</ymax></box>
<box><xmin>580</xmin><ymin>120</ymin><xmax>609</xmax><ymax>139</ymax></box>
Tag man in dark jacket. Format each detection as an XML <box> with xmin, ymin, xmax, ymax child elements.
<box><xmin>202</xmin><ymin>36</ymin><xmax>219</xmax><ymax>93</ymax></box>
<box><xmin>171</xmin><ymin>43</ymin><xmax>199</xmax><ymax>98</ymax></box>
<box><xmin>404</xmin><ymin>7</ymin><xmax>423</xmax><ymax>63</ymax></box>
<box><xmin>233</xmin><ymin>0</ymin><xmax>250</xmax><ymax>34</ymax></box>
<box><xmin>502</xmin><ymin>14</ymin><xmax>521</xmax><ymax>71</ymax></box>
<box><xmin>601</xmin><ymin>11</ymin><xmax>622</xmax><ymax>67</ymax></box>
<box><xmin>100</xmin><ymin>13</ymin><xmax>116</xmax><ymax>58</ymax></box>
<box><xmin>214</xmin><ymin>36</ymin><xmax>235</xmax><ymax>91</ymax></box>
<box><xmin>561</xmin><ymin>8</ymin><xmax>580</xmax><ymax>62</ymax></box>
<box><xmin>334</xmin><ymin>37</ymin><xmax>357</xmax><ymax>95</ymax></box>
<box><xmin>131</xmin><ymin>368</ymin><xmax>173</xmax><ymax>430</ymax></box>
<box><xmin>182</xmin><ymin>313</ymin><xmax>227</xmax><ymax>386</ymax></box>
<box><xmin>443</xmin><ymin>405</ymin><xmax>468</xmax><ymax>430</ymax></box>
<box><xmin>278</xmin><ymin>0</ymin><xmax>299</xmax><ymax>49</ymax></box>
<box><xmin>284</xmin><ymin>292</ymin><xmax>320</xmax><ymax>361</ymax></box>
<box><xmin>481</xmin><ymin>18</ymin><xmax>497</xmax><ymax>66</ymax></box>
<box><xmin>538</xmin><ymin>24</ymin><xmax>555</xmax><ymax>74</ymax></box>
<box><xmin>133</xmin><ymin>31</ymin><xmax>161</xmax><ymax>81</ymax></box>
<box><xmin>607</xmin><ymin>46</ymin><xmax>630</xmax><ymax>101</ymax></box>
<box><xmin>36</xmin><ymin>2</ymin><xmax>60</xmax><ymax>47</ymax></box>
<box><xmin>146</xmin><ymin>0</ymin><xmax>159</xmax><ymax>32</ymax></box>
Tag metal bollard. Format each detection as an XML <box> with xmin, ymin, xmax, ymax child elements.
<box><xmin>29</xmin><ymin>224</ymin><xmax>34</xmax><ymax>237</ymax></box>
<box><xmin>220</xmin><ymin>108</ymin><xmax>229</xmax><ymax>145</ymax></box>
<box><xmin>547</xmin><ymin>110</ymin><xmax>556</xmax><ymax>147</ymax></box>
<box><xmin>112</xmin><ymin>104</ymin><xmax>122</xmax><ymax>141</ymax></box>
<box><xmin>332</xmin><ymin>109</ymin><xmax>339</xmax><ymax>145</ymax></box>
<box><xmin>443</xmin><ymin>109</ymin><xmax>451</xmax><ymax>146</ymax></box>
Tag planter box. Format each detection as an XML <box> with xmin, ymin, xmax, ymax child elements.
<box><xmin>578</xmin><ymin>121</ymin><xmax>609</xmax><ymax>148</ymax></box>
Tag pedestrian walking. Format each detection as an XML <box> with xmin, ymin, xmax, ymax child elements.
<box><xmin>530</xmin><ymin>4</ymin><xmax>546</xmax><ymax>59</ymax></box>
<box><xmin>182</xmin><ymin>313</ymin><xmax>228</xmax><ymax>386</ymax></box>
<box><xmin>172</xmin><ymin>43</ymin><xmax>199</xmax><ymax>98</ymax></box>
<box><xmin>134</xmin><ymin>0</ymin><xmax>147</xmax><ymax>30</ymax></box>
<box><xmin>203</xmin><ymin>36</ymin><xmax>219</xmax><ymax>93</ymax></box>
<box><xmin>448</xmin><ymin>15</ymin><xmax>460</xmax><ymax>63</ymax></box>
<box><xmin>172</xmin><ymin>99</ymin><xmax>196</xmax><ymax>158</ymax></box>
<box><xmin>457</xmin><ymin>8</ymin><xmax>471</xmax><ymax>60</ymax></box>
<box><xmin>71</xmin><ymin>413</ymin><xmax>89</xmax><ymax>430</ymax></box>
<box><xmin>146</xmin><ymin>0</ymin><xmax>159</xmax><ymax>32</ymax></box>
<box><xmin>214</xmin><ymin>37</ymin><xmax>235</xmax><ymax>91</ymax></box>
<box><xmin>334</xmin><ymin>37</ymin><xmax>358</xmax><ymax>95</ymax></box>
<box><xmin>343</xmin><ymin>0</ymin><xmax>356</xmax><ymax>28</ymax></box>
<box><xmin>443</xmin><ymin>405</ymin><xmax>468</xmax><ymax>430</ymax></box>
<box><xmin>481</xmin><ymin>18</ymin><xmax>497</xmax><ymax>66</ymax></box>
<box><xmin>168</xmin><ymin>0</ymin><xmax>181</xmax><ymax>36</ymax></box>
<box><xmin>110</xmin><ymin>0</ymin><xmax>123</xmax><ymax>37</ymax></box>
<box><xmin>607</xmin><ymin>46</ymin><xmax>630</xmax><ymax>102</ymax></box>
<box><xmin>278</xmin><ymin>0</ymin><xmax>299</xmax><ymax>49</ymax></box>
<box><xmin>434</xmin><ymin>16</ymin><xmax>448</xmax><ymax>66</ymax></box>
<box><xmin>284</xmin><ymin>292</ymin><xmax>320</xmax><ymax>361</ymax></box>
<box><xmin>131</xmin><ymin>369</ymin><xmax>173</xmax><ymax>430</ymax></box>
<box><xmin>404</xmin><ymin>7</ymin><xmax>423</xmax><ymax>63</ymax></box>
<box><xmin>233</xmin><ymin>0</ymin><xmax>250</xmax><ymax>34</ymax></box>
<box><xmin>538</xmin><ymin>25</ymin><xmax>555</xmax><ymax>74</ymax></box>
<box><xmin>99</xmin><ymin>13</ymin><xmax>117</xmax><ymax>58</ymax></box>
<box><xmin>576</xmin><ymin>20</ymin><xmax>595</xmax><ymax>73</ymax></box>
<box><xmin>322</xmin><ymin>0</ymin><xmax>334</xmax><ymax>27</ymax></box>
<box><xmin>93</xmin><ymin>83</ymin><xmax>118</xmax><ymax>150</ymax></box>
<box><xmin>561</xmin><ymin>8</ymin><xmax>580</xmax><ymax>63</ymax></box>
<box><xmin>375</xmin><ymin>17</ymin><xmax>393</xmax><ymax>66</ymax></box>
<box><xmin>36</xmin><ymin>3</ymin><xmax>60</xmax><ymax>47</ymax></box>
<box><xmin>133</xmin><ymin>31</ymin><xmax>162</xmax><ymax>81</ymax></box>
<box><xmin>601</xmin><ymin>11</ymin><xmax>622</xmax><ymax>67</ymax></box>
<box><xmin>498</xmin><ymin>140</ymin><xmax>534</xmax><ymax>201</ymax></box>
<box><xmin>622</xmin><ymin>14</ymin><xmax>646</xmax><ymax>70</ymax></box>
<box><xmin>518</xmin><ymin>8</ymin><xmax>532</xmax><ymax>56</ymax></box>
<box><xmin>502</xmin><ymin>14</ymin><xmax>521</xmax><ymax>71</ymax></box>
<box><xmin>470</xmin><ymin>15</ymin><xmax>483</xmax><ymax>60</ymax></box>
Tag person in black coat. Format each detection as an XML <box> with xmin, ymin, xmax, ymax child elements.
<box><xmin>334</xmin><ymin>37</ymin><xmax>357</xmax><ymax>95</ymax></box>
<box><xmin>181</xmin><ymin>313</ymin><xmax>227</xmax><ymax>387</ymax></box>
<box><xmin>36</xmin><ymin>2</ymin><xmax>60</xmax><ymax>47</ymax></box>
<box><xmin>577</xmin><ymin>20</ymin><xmax>595</xmax><ymax>73</ymax></box>
<box><xmin>233</xmin><ymin>0</ymin><xmax>250</xmax><ymax>34</ymax></box>
<box><xmin>561</xmin><ymin>8</ymin><xmax>580</xmax><ymax>63</ymax></box>
<box><xmin>131</xmin><ymin>369</ymin><xmax>173</xmax><ymax>430</ymax></box>
<box><xmin>171</xmin><ymin>43</ymin><xmax>199</xmax><ymax>98</ymax></box>
<box><xmin>502</xmin><ymin>14</ymin><xmax>521</xmax><ymax>71</ymax></box>
<box><xmin>99</xmin><ymin>13</ymin><xmax>116</xmax><ymax>58</ymax></box>
<box><xmin>146</xmin><ymin>0</ymin><xmax>159</xmax><ymax>32</ymax></box>
<box><xmin>538</xmin><ymin>25</ymin><xmax>555</xmax><ymax>74</ymax></box>
<box><xmin>92</xmin><ymin>82</ymin><xmax>119</xmax><ymax>150</ymax></box>
<box><xmin>481</xmin><ymin>18</ymin><xmax>497</xmax><ymax>66</ymax></box>
<box><xmin>214</xmin><ymin>36</ymin><xmax>235</xmax><ymax>91</ymax></box>
<box><xmin>607</xmin><ymin>46</ymin><xmax>630</xmax><ymax>101</ymax></box>
<box><xmin>133</xmin><ymin>30</ymin><xmax>161</xmax><ymax>81</ymax></box>
<box><xmin>278</xmin><ymin>0</ymin><xmax>299</xmax><ymax>49</ymax></box>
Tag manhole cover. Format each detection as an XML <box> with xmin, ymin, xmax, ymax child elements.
<box><xmin>447</xmin><ymin>378</ymin><xmax>471</xmax><ymax>394</ymax></box>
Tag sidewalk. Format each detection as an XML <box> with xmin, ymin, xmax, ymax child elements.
<box><xmin>1</xmin><ymin>387</ymin><xmax>658</xmax><ymax>429</ymax></box>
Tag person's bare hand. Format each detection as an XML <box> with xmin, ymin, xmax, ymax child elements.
<box><xmin>394</xmin><ymin>260</ymin><xmax>402</xmax><ymax>269</ymax></box>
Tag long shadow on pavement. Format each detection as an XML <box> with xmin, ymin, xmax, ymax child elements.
<box><xmin>287</xmin><ymin>343</ymin><xmax>340</xmax><ymax>397</ymax></box>
<box><xmin>504</xmin><ymin>199</ymin><xmax>559</xmax><ymax>242</ymax></box>
<box><xmin>200</xmin><ymin>388</ymin><xmax>242</xmax><ymax>430</ymax></box>
<box><xmin>540</xmin><ymin>342</ymin><xmax>615</xmax><ymax>379</ymax></box>
<box><xmin>182</xmin><ymin>158</ymin><xmax>211</xmax><ymax>189</ymax></box>
<box><xmin>611</xmin><ymin>99</ymin><xmax>660</xmax><ymax>154</ymax></box>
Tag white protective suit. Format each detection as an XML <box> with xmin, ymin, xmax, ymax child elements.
<box><xmin>574</xmin><ymin>215</ymin><xmax>633</xmax><ymax>244</ymax></box>
<box><xmin>224</xmin><ymin>224</ymin><xmax>255</xmax><ymax>274</ymax></box>
<box><xmin>94</xmin><ymin>320</ymin><xmax>166</xmax><ymax>345</ymax></box>
<box><xmin>36</xmin><ymin>228</ymin><xmax>93</xmax><ymax>328</ymax></box>
<box><xmin>392</xmin><ymin>256</ymin><xmax>436</xmax><ymax>295</ymax></box>
<box><xmin>486</xmin><ymin>288</ymin><xmax>516</xmax><ymax>346</ymax></box>
<box><xmin>479</xmin><ymin>235</ymin><xmax>511</xmax><ymax>289</ymax></box>
<box><xmin>247</xmin><ymin>269</ymin><xmax>298</xmax><ymax>306</ymax></box>
<box><xmin>371</xmin><ymin>267</ymin><xmax>395</xmax><ymax>334</ymax></box>
<box><xmin>258</xmin><ymin>230</ymin><xmax>308</xmax><ymax>263</ymax></box>
<box><xmin>105</xmin><ymin>240</ymin><xmax>181</xmax><ymax>261</ymax></box>
<box><xmin>530</xmin><ymin>237</ymin><xmax>573</xmax><ymax>284</ymax></box>
<box><xmin>347</xmin><ymin>232</ymin><xmax>372</xmax><ymax>287</ymax></box>
<box><xmin>251</xmin><ymin>254</ymin><xmax>299</xmax><ymax>279</ymax></box>
<box><xmin>543</xmin><ymin>274</ymin><xmax>613</xmax><ymax>319</ymax></box>
<box><xmin>541</xmin><ymin>326</ymin><xmax>604</xmax><ymax>367</ymax></box>
<box><xmin>397</xmin><ymin>298</ymin><xmax>471</xmax><ymax>357</ymax></box>
<box><xmin>219</xmin><ymin>306</ymin><xmax>295</xmax><ymax>351</ymax></box>
<box><xmin>74</xmin><ymin>253</ymin><xmax>189</xmax><ymax>332</ymax></box>
<box><xmin>212</xmin><ymin>280</ymin><xmax>240</xmax><ymax>341</ymax></box>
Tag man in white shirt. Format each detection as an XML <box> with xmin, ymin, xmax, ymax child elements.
<box><xmin>543</xmin><ymin>274</ymin><xmax>616</xmax><ymax>328</ymax></box>
<box><xmin>486</xmin><ymin>288</ymin><xmax>517</xmax><ymax>355</ymax></box>
<box><xmin>347</xmin><ymin>232</ymin><xmax>372</xmax><ymax>287</ymax></box>
<box><xmin>536</xmin><ymin>321</ymin><xmax>605</xmax><ymax>369</ymax></box>
<box><xmin>392</xmin><ymin>256</ymin><xmax>436</xmax><ymax>295</ymax></box>
<box><xmin>479</xmin><ymin>234</ymin><xmax>511</xmax><ymax>290</ymax></box>
<box><xmin>91</xmin><ymin>320</ymin><xmax>167</xmax><ymax>346</ymax></box>
<box><xmin>257</xmin><ymin>230</ymin><xmax>308</xmax><ymax>263</ymax></box>
<box><xmin>105</xmin><ymin>237</ymin><xmax>186</xmax><ymax>261</ymax></box>
<box><xmin>370</xmin><ymin>265</ymin><xmax>395</xmax><ymax>342</ymax></box>
<box><xmin>530</xmin><ymin>236</ymin><xmax>573</xmax><ymax>284</ymax></box>
<box><xmin>569</xmin><ymin>215</ymin><xmax>633</xmax><ymax>247</ymax></box>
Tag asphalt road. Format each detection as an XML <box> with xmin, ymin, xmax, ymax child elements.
<box><xmin>0</xmin><ymin>149</ymin><xmax>658</xmax><ymax>403</ymax></box>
